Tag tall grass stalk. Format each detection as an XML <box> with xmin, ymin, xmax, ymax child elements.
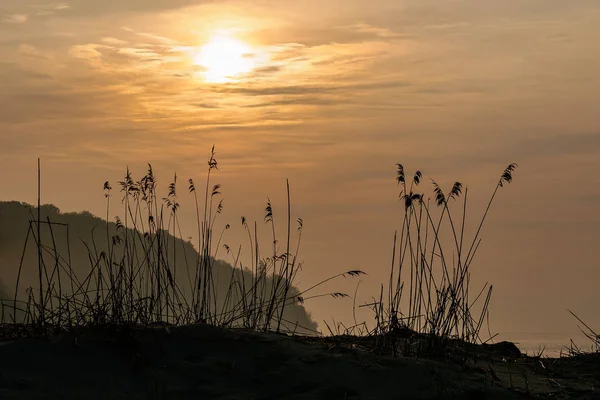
<box><xmin>367</xmin><ymin>163</ymin><xmax>517</xmax><ymax>355</ymax></box>
<box><xmin>5</xmin><ymin>148</ymin><xmax>362</xmax><ymax>337</ymax></box>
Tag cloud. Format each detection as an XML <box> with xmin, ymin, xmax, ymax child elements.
<box><xmin>101</xmin><ymin>37</ymin><xmax>129</xmax><ymax>46</ymax></box>
<box><xmin>241</xmin><ymin>97</ymin><xmax>338</xmax><ymax>109</ymax></box>
<box><xmin>1</xmin><ymin>0</ymin><xmax>211</xmax><ymax>17</ymax></box>
<box><xmin>116</xmin><ymin>47</ymin><xmax>161</xmax><ymax>59</ymax></box>
<box><xmin>338</xmin><ymin>22</ymin><xmax>407</xmax><ymax>39</ymax></box>
<box><xmin>190</xmin><ymin>102</ymin><xmax>219</xmax><ymax>109</ymax></box>
<box><xmin>136</xmin><ymin>32</ymin><xmax>178</xmax><ymax>45</ymax></box>
<box><xmin>68</xmin><ymin>43</ymin><xmax>109</xmax><ymax>61</ymax></box>
<box><xmin>210</xmin><ymin>80</ymin><xmax>411</xmax><ymax>97</ymax></box>
<box><xmin>17</xmin><ymin>44</ymin><xmax>51</xmax><ymax>59</ymax></box>
<box><xmin>250</xmin><ymin>65</ymin><xmax>282</xmax><ymax>75</ymax></box>
<box><xmin>0</xmin><ymin>62</ymin><xmax>53</xmax><ymax>82</ymax></box>
<box><xmin>34</xmin><ymin>3</ymin><xmax>71</xmax><ymax>16</ymax></box>
<box><xmin>3</xmin><ymin>14</ymin><xmax>28</xmax><ymax>24</ymax></box>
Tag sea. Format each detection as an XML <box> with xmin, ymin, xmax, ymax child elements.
<box><xmin>495</xmin><ymin>332</ymin><xmax>597</xmax><ymax>358</ymax></box>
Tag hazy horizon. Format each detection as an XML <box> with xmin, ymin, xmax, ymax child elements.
<box><xmin>1</xmin><ymin>0</ymin><xmax>600</xmax><ymax>344</ymax></box>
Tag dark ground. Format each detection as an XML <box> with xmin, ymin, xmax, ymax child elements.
<box><xmin>0</xmin><ymin>324</ymin><xmax>598</xmax><ymax>399</ymax></box>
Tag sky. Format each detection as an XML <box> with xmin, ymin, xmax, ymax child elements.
<box><xmin>1</xmin><ymin>0</ymin><xmax>600</xmax><ymax>344</ymax></box>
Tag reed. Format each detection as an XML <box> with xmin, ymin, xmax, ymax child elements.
<box><xmin>567</xmin><ymin>310</ymin><xmax>599</xmax><ymax>355</ymax></box>
<box><xmin>0</xmin><ymin>150</ymin><xmax>518</xmax><ymax>362</ymax></box>
<box><xmin>3</xmin><ymin>147</ymin><xmax>362</xmax><ymax>337</ymax></box>
<box><xmin>364</xmin><ymin>163</ymin><xmax>517</xmax><ymax>357</ymax></box>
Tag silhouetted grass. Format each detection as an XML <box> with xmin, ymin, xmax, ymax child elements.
<box><xmin>0</xmin><ymin>151</ymin><xmax>521</xmax><ymax>367</ymax></box>
<box><xmin>566</xmin><ymin>310</ymin><xmax>599</xmax><ymax>355</ymax></box>
<box><xmin>2</xmin><ymin>147</ymin><xmax>362</xmax><ymax>338</ymax></box>
<box><xmin>363</xmin><ymin>163</ymin><xmax>517</xmax><ymax>359</ymax></box>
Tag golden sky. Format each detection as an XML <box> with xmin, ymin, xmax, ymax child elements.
<box><xmin>1</xmin><ymin>0</ymin><xmax>600</xmax><ymax>338</ymax></box>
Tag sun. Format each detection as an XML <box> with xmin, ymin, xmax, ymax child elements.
<box><xmin>194</xmin><ymin>35</ymin><xmax>255</xmax><ymax>83</ymax></box>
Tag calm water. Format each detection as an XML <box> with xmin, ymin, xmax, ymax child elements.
<box><xmin>496</xmin><ymin>332</ymin><xmax>597</xmax><ymax>357</ymax></box>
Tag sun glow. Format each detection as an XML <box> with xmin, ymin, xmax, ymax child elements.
<box><xmin>194</xmin><ymin>35</ymin><xmax>255</xmax><ymax>83</ymax></box>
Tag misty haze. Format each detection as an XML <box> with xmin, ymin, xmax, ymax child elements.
<box><xmin>0</xmin><ymin>1</ymin><xmax>599</xmax><ymax>399</ymax></box>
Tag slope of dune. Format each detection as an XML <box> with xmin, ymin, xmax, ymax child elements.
<box><xmin>0</xmin><ymin>324</ymin><xmax>598</xmax><ymax>399</ymax></box>
<box><xmin>0</xmin><ymin>324</ymin><xmax>515</xmax><ymax>400</ymax></box>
